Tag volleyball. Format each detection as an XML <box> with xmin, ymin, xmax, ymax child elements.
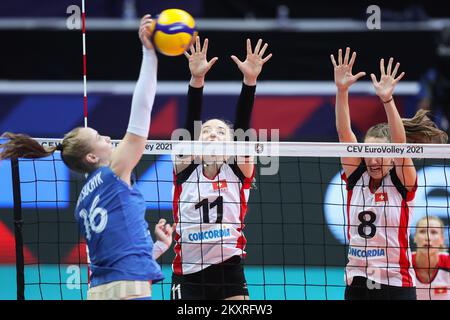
<box><xmin>151</xmin><ymin>9</ymin><xmax>197</xmax><ymax>56</ymax></box>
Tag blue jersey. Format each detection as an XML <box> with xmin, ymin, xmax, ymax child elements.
<box><xmin>75</xmin><ymin>166</ymin><xmax>163</xmax><ymax>287</ymax></box>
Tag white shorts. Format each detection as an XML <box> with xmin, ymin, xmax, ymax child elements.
<box><xmin>87</xmin><ymin>280</ymin><xmax>152</xmax><ymax>300</ymax></box>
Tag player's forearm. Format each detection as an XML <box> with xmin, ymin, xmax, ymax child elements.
<box><xmin>383</xmin><ymin>98</ymin><xmax>406</xmax><ymax>143</ymax></box>
<box><xmin>127</xmin><ymin>46</ymin><xmax>157</xmax><ymax>137</ymax></box>
<box><xmin>335</xmin><ymin>89</ymin><xmax>354</xmax><ymax>139</ymax></box>
<box><xmin>185</xmin><ymin>84</ymin><xmax>203</xmax><ymax>139</ymax></box>
<box><xmin>234</xmin><ymin>83</ymin><xmax>256</xmax><ymax>133</ymax></box>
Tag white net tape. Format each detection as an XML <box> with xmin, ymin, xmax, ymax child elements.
<box><xmin>35</xmin><ymin>138</ymin><xmax>450</xmax><ymax>159</ymax></box>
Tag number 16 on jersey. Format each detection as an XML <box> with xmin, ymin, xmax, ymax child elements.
<box><xmin>79</xmin><ymin>195</ymin><xmax>108</xmax><ymax>240</ymax></box>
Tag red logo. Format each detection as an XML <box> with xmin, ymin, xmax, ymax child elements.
<box><xmin>212</xmin><ymin>180</ymin><xmax>228</xmax><ymax>191</ymax></box>
<box><xmin>434</xmin><ymin>287</ymin><xmax>448</xmax><ymax>295</ymax></box>
<box><xmin>375</xmin><ymin>192</ymin><xmax>388</xmax><ymax>202</ymax></box>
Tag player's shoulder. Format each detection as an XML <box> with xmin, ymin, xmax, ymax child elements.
<box><xmin>438</xmin><ymin>252</ymin><xmax>450</xmax><ymax>269</ymax></box>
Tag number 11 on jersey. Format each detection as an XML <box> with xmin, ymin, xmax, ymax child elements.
<box><xmin>195</xmin><ymin>196</ymin><xmax>224</xmax><ymax>223</ymax></box>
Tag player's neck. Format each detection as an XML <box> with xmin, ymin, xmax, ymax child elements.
<box><xmin>369</xmin><ymin>178</ymin><xmax>382</xmax><ymax>193</ymax></box>
<box><xmin>416</xmin><ymin>250</ymin><xmax>439</xmax><ymax>269</ymax></box>
<box><xmin>415</xmin><ymin>251</ymin><xmax>439</xmax><ymax>282</ymax></box>
<box><xmin>203</xmin><ymin>162</ymin><xmax>221</xmax><ymax>179</ymax></box>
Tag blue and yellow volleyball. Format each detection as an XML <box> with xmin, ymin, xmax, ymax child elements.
<box><xmin>151</xmin><ymin>9</ymin><xmax>197</xmax><ymax>57</ymax></box>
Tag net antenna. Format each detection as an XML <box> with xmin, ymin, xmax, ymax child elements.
<box><xmin>82</xmin><ymin>0</ymin><xmax>88</xmax><ymax>128</ymax></box>
<box><xmin>81</xmin><ymin>0</ymin><xmax>90</xmax><ymax>288</ymax></box>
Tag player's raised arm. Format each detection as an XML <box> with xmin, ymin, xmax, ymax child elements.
<box><xmin>110</xmin><ymin>15</ymin><xmax>157</xmax><ymax>184</ymax></box>
<box><xmin>331</xmin><ymin>47</ymin><xmax>366</xmax><ymax>177</ymax></box>
<box><xmin>370</xmin><ymin>57</ymin><xmax>416</xmax><ymax>190</ymax></box>
<box><xmin>174</xmin><ymin>36</ymin><xmax>218</xmax><ymax>174</ymax></box>
<box><xmin>232</xmin><ymin>38</ymin><xmax>272</xmax><ymax>178</ymax></box>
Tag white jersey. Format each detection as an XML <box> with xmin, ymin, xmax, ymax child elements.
<box><xmin>342</xmin><ymin>163</ymin><xmax>417</xmax><ymax>287</ymax></box>
<box><xmin>413</xmin><ymin>252</ymin><xmax>450</xmax><ymax>300</ymax></box>
<box><xmin>172</xmin><ymin>163</ymin><xmax>254</xmax><ymax>275</ymax></box>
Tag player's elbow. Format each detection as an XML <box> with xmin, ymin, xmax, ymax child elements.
<box><xmin>337</xmin><ymin>130</ymin><xmax>355</xmax><ymax>143</ymax></box>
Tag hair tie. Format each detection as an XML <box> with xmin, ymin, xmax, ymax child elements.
<box><xmin>56</xmin><ymin>144</ymin><xmax>63</xmax><ymax>151</ymax></box>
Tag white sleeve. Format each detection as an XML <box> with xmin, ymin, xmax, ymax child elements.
<box><xmin>152</xmin><ymin>240</ymin><xmax>169</xmax><ymax>260</ymax></box>
<box><xmin>127</xmin><ymin>46</ymin><xmax>158</xmax><ymax>138</ymax></box>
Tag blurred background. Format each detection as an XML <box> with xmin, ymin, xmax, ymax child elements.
<box><xmin>1</xmin><ymin>0</ymin><xmax>450</xmax><ymax>300</ymax></box>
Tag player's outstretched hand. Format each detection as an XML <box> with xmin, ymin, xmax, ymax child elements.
<box><xmin>185</xmin><ymin>36</ymin><xmax>219</xmax><ymax>80</ymax></box>
<box><xmin>154</xmin><ymin>219</ymin><xmax>175</xmax><ymax>248</ymax></box>
<box><xmin>370</xmin><ymin>57</ymin><xmax>405</xmax><ymax>102</ymax></box>
<box><xmin>139</xmin><ymin>14</ymin><xmax>155</xmax><ymax>50</ymax></box>
<box><xmin>330</xmin><ymin>47</ymin><xmax>366</xmax><ymax>92</ymax></box>
<box><xmin>231</xmin><ymin>38</ymin><xmax>272</xmax><ymax>86</ymax></box>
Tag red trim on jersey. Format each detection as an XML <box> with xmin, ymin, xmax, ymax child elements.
<box><xmin>442</xmin><ymin>253</ymin><xmax>450</xmax><ymax>269</ymax></box>
<box><xmin>172</xmin><ymin>170</ymin><xmax>183</xmax><ymax>275</ymax></box>
<box><xmin>242</xmin><ymin>165</ymin><xmax>255</xmax><ymax>190</ymax></box>
<box><xmin>342</xmin><ymin>171</ymin><xmax>352</xmax><ymax>241</ymax></box>
<box><xmin>398</xmin><ymin>199</ymin><xmax>413</xmax><ymax>287</ymax></box>
<box><xmin>346</xmin><ymin>189</ymin><xmax>353</xmax><ymax>241</ymax></box>
<box><xmin>341</xmin><ymin>172</ymin><xmax>348</xmax><ymax>187</ymax></box>
<box><xmin>236</xmin><ymin>168</ymin><xmax>254</xmax><ymax>254</ymax></box>
<box><xmin>405</xmin><ymin>178</ymin><xmax>418</xmax><ymax>202</ymax></box>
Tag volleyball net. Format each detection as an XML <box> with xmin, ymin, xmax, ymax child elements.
<box><xmin>3</xmin><ymin>139</ymin><xmax>450</xmax><ymax>300</ymax></box>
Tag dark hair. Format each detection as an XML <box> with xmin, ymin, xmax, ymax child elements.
<box><xmin>202</xmin><ymin>118</ymin><xmax>234</xmax><ymax>129</ymax></box>
<box><xmin>0</xmin><ymin>128</ymin><xmax>96</xmax><ymax>173</ymax></box>
<box><xmin>365</xmin><ymin>109</ymin><xmax>448</xmax><ymax>144</ymax></box>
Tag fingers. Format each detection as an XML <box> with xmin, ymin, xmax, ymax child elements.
<box><xmin>386</xmin><ymin>57</ymin><xmax>393</xmax><ymax>76</ymax></box>
<box><xmin>156</xmin><ymin>218</ymin><xmax>166</xmax><ymax>228</ymax></box>
<box><xmin>140</xmin><ymin>14</ymin><xmax>152</xmax><ymax>25</ymax></box>
<box><xmin>207</xmin><ymin>57</ymin><xmax>219</xmax><ymax>68</ymax></box>
<box><xmin>164</xmin><ymin>224</ymin><xmax>173</xmax><ymax>235</ymax></box>
<box><xmin>262</xmin><ymin>53</ymin><xmax>273</xmax><ymax>63</ymax></box>
<box><xmin>140</xmin><ymin>16</ymin><xmax>153</xmax><ymax>34</ymax></box>
<box><xmin>338</xmin><ymin>49</ymin><xmax>343</xmax><ymax>65</ymax></box>
<box><xmin>259</xmin><ymin>43</ymin><xmax>268</xmax><ymax>57</ymax></box>
<box><xmin>195</xmin><ymin>35</ymin><xmax>201</xmax><ymax>52</ymax></box>
<box><xmin>231</xmin><ymin>55</ymin><xmax>242</xmax><ymax>66</ymax></box>
<box><xmin>184</xmin><ymin>51</ymin><xmax>191</xmax><ymax>59</ymax></box>
<box><xmin>380</xmin><ymin>58</ymin><xmax>385</xmax><ymax>76</ymax></box>
<box><xmin>348</xmin><ymin>51</ymin><xmax>357</xmax><ymax>70</ymax></box>
<box><xmin>343</xmin><ymin>47</ymin><xmax>350</xmax><ymax>65</ymax></box>
<box><xmin>354</xmin><ymin>71</ymin><xmax>366</xmax><ymax>81</ymax></box>
<box><xmin>370</xmin><ymin>73</ymin><xmax>378</xmax><ymax>86</ymax></box>
<box><xmin>202</xmin><ymin>38</ymin><xmax>209</xmax><ymax>54</ymax></box>
<box><xmin>391</xmin><ymin>62</ymin><xmax>400</xmax><ymax>78</ymax></box>
<box><xmin>189</xmin><ymin>44</ymin><xmax>195</xmax><ymax>55</ymax></box>
<box><xmin>330</xmin><ymin>54</ymin><xmax>337</xmax><ymax>68</ymax></box>
<box><xmin>246</xmin><ymin>38</ymin><xmax>252</xmax><ymax>55</ymax></box>
<box><xmin>394</xmin><ymin>71</ymin><xmax>405</xmax><ymax>83</ymax></box>
<box><xmin>254</xmin><ymin>38</ymin><xmax>262</xmax><ymax>55</ymax></box>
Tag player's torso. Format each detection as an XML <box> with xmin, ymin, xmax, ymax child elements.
<box><xmin>75</xmin><ymin>167</ymin><xmax>156</xmax><ymax>284</ymax></box>
<box><xmin>346</xmin><ymin>170</ymin><xmax>415</xmax><ymax>286</ymax></box>
<box><xmin>348</xmin><ymin>172</ymin><xmax>409</xmax><ymax>250</ymax></box>
<box><xmin>172</xmin><ymin>163</ymin><xmax>251</xmax><ymax>274</ymax></box>
<box><xmin>177</xmin><ymin>164</ymin><xmax>246</xmax><ymax>224</ymax></box>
